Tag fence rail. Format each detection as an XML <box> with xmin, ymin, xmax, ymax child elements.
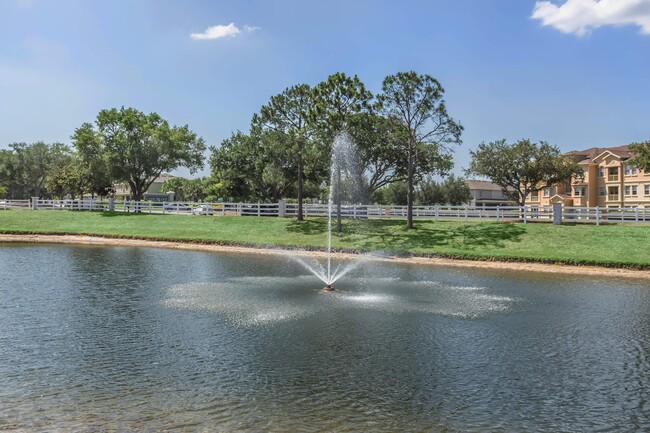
<box><xmin>4</xmin><ymin>199</ymin><xmax>650</xmax><ymax>225</ymax></box>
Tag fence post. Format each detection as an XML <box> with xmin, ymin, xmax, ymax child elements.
<box><xmin>496</xmin><ymin>207</ymin><xmax>500</xmax><ymax>221</ymax></box>
<box><xmin>464</xmin><ymin>206</ymin><xmax>468</xmax><ymax>220</ymax></box>
<box><xmin>552</xmin><ymin>202</ymin><xmax>562</xmax><ymax>225</ymax></box>
<box><xmin>31</xmin><ymin>197</ymin><xmax>39</xmax><ymax>210</ymax></box>
<box><xmin>108</xmin><ymin>197</ymin><xmax>115</xmax><ymax>212</ymax></box>
<box><xmin>435</xmin><ymin>205</ymin><xmax>439</xmax><ymax>220</ymax></box>
<box><xmin>278</xmin><ymin>199</ymin><xmax>286</xmax><ymax>218</ymax></box>
<box><xmin>596</xmin><ymin>206</ymin><xmax>600</xmax><ymax>226</ymax></box>
<box><xmin>523</xmin><ymin>206</ymin><xmax>527</xmax><ymax>224</ymax></box>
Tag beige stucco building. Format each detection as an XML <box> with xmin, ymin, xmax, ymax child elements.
<box><xmin>528</xmin><ymin>145</ymin><xmax>650</xmax><ymax>208</ymax></box>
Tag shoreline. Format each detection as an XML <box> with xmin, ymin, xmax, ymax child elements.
<box><xmin>2</xmin><ymin>233</ymin><xmax>650</xmax><ymax>281</ymax></box>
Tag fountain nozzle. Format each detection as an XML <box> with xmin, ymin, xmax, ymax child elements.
<box><xmin>322</xmin><ymin>284</ymin><xmax>335</xmax><ymax>292</ymax></box>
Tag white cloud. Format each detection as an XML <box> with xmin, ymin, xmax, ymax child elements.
<box><xmin>531</xmin><ymin>0</ymin><xmax>650</xmax><ymax>36</ymax></box>
<box><xmin>190</xmin><ymin>23</ymin><xmax>241</xmax><ymax>40</ymax></box>
<box><xmin>243</xmin><ymin>25</ymin><xmax>261</xmax><ymax>33</ymax></box>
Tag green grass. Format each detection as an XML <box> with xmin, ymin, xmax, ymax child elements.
<box><xmin>1</xmin><ymin>210</ymin><xmax>649</xmax><ymax>268</ymax></box>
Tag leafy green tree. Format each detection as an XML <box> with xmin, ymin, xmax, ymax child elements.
<box><xmin>161</xmin><ymin>177</ymin><xmax>187</xmax><ymax>200</ymax></box>
<box><xmin>443</xmin><ymin>174</ymin><xmax>471</xmax><ymax>205</ymax></box>
<box><xmin>72</xmin><ymin>107</ymin><xmax>206</xmax><ymax>201</ymax></box>
<box><xmin>347</xmin><ymin>113</ymin><xmax>409</xmax><ymax>198</ymax></box>
<box><xmin>417</xmin><ymin>175</ymin><xmax>471</xmax><ymax>206</ymax></box>
<box><xmin>377</xmin><ymin>71</ymin><xmax>463</xmax><ymax>229</ymax></box>
<box><xmin>0</xmin><ymin>142</ymin><xmax>70</xmax><ymax>199</ymax></box>
<box><xmin>45</xmin><ymin>154</ymin><xmax>89</xmax><ymax>199</ymax></box>
<box><xmin>312</xmin><ymin>72</ymin><xmax>373</xmax><ymax>140</ymax></box>
<box><xmin>313</xmin><ymin>73</ymin><xmax>374</xmax><ymax>232</ymax></box>
<box><xmin>252</xmin><ymin>85</ymin><xmax>317</xmax><ymax>219</ymax></box>
<box><xmin>373</xmin><ymin>181</ymin><xmax>409</xmax><ymax>205</ymax></box>
<box><xmin>0</xmin><ymin>150</ymin><xmax>15</xmax><ymax>198</ymax></box>
<box><xmin>467</xmin><ymin>138</ymin><xmax>580</xmax><ymax>206</ymax></box>
<box><xmin>210</xmin><ymin>130</ymin><xmax>296</xmax><ymax>202</ymax></box>
<box><xmin>629</xmin><ymin>140</ymin><xmax>650</xmax><ymax>172</ymax></box>
<box><xmin>416</xmin><ymin>179</ymin><xmax>446</xmax><ymax>205</ymax></box>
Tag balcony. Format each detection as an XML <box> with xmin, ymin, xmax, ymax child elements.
<box><xmin>607</xmin><ymin>194</ymin><xmax>619</xmax><ymax>201</ymax></box>
<box><xmin>607</xmin><ymin>175</ymin><xmax>619</xmax><ymax>182</ymax></box>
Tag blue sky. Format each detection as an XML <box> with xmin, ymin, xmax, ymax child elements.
<box><xmin>1</xmin><ymin>0</ymin><xmax>649</xmax><ymax>177</ymax></box>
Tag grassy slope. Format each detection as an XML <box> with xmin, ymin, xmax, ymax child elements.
<box><xmin>0</xmin><ymin>210</ymin><xmax>648</xmax><ymax>267</ymax></box>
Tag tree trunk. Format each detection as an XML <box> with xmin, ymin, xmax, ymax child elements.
<box><xmin>406</xmin><ymin>143</ymin><xmax>415</xmax><ymax>230</ymax></box>
<box><xmin>297</xmin><ymin>146</ymin><xmax>304</xmax><ymax>221</ymax></box>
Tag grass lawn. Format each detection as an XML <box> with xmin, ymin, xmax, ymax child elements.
<box><xmin>1</xmin><ymin>210</ymin><xmax>649</xmax><ymax>268</ymax></box>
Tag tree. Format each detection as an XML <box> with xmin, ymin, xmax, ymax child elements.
<box><xmin>467</xmin><ymin>139</ymin><xmax>581</xmax><ymax>206</ymax></box>
<box><xmin>252</xmin><ymin>85</ymin><xmax>316</xmax><ymax>220</ymax></box>
<box><xmin>416</xmin><ymin>179</ymin><xmax>446</xmax><ymax>205</ymax></box>
<box><xmin>72</xmin><ymin>107</ymin><xmax>206</xmax><ymax>201</ymax></box>
<box><xmin>0</xmin><ymin>142</ymin><xmax>70</xmax><ymax>199</ymax></box>
<box><xmin>442</xmin><ymin>175</ymin><xmax>471</xmax><ymax>205</ymax></box>
<box><xmin>347</xmin><ymin>113</ymin><xmax>406</xmax><ymax>199</ymax></box>
<box><xmin>373</xmin><ymin>181</ymin><xmax>408</xmax><ymax>205</ymax></box>
<box><xmin>417</xmin><ymin>175</ymin><xmax>471</xmax><ymax>206</ymax></box>
<box><xmin>377</xmin><ymin>72</ymin><xmax>463</xmax><ymax>229</ymax></box>
<box><xmin>210</xmin><ymin>130</ymin><xmax>296</xmax><ymax>202</ymax></box>
<box><xmin>313</xmin><ymin>73</ymin><xmax>374</xmax><ymax>232</ymax></box>
<box><xmin>161</xmin><ymin>177</ymin><xmax>188</xmax><ymax>200</ymax></box>
<box><xmin>629</xmin><ymin>140</ymin><xmax>650</xmax><ymax>172</ymax></box>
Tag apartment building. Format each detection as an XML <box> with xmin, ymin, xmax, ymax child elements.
<box><xmin>528</xmin><ymin>145</ymin><xmax>650</xmax><ymax>208</ymax></box>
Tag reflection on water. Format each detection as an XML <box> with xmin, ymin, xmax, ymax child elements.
<box><xmin>0</xmin><ymin>244</ymin><xmax>649</xmax><ymax>432</ymax></box>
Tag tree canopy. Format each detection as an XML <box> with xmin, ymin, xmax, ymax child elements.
<box><xmin>629</xmin><ymin>140</ymin><xmax>650</xmax><ymax>172</ymax></box>
<box><xmin>417</xmin><ymin>175</ymin><xmax>471</xmax><ymax>206</ymax></box>
<box><xmin>73</xmin><ymin>107</ymin><xmax>206</xmax><ymax>201</ymax></box>
<box><xmin>377</xmin><ymin>71</ymin><xmax>462</xmax><ymax>228</ymax></box>
<box><xmin>467</xmin><ymin>138</ymin><xmax>581</xmax><ymax>206</ymax></box>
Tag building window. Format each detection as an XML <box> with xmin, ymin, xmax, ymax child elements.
<box><xmin>645</xmin><ymin>184</ymin><xmax>650</xmax><ymax>196</ymax></box>
<box><xmin>598</xmin><ymin>166</ymin><xmax>605</xmax><ymax>177</ymax></box>
<box><xmin>598</xmin><ymin>187</ymin><xmax>606</xmax><ymax>196</ymax></box>
<box><xmin>608</xmin><ymin>186</ymin><xmax>619</xmax><ymax>201</ymax></box>
<box><xmin>608</xmin><ymin>167</ymin><xmax>619</xmax><ymax>182</ymax></box>
<box><xmin>625</xmin><ymin>185</ymin><xmax>638</xmax><ymax>196</ymax></box>
<box><xmin>625</xmin><ymin>164</ymin><xmax>638</xmax><ymax>176</ymax></box>
<box><xmin>531</xmin><ymin>190</ymin><xmax>539</xmax><ymax>200</ymax></box>
<box><xmin>573</xmin><ymin>186</ymin><xmax>586</xmax><ymax>197</ymax></box>
<box><xmin>543</xmin><ymin>188</ymin><xmax>550</xmax><ymax>197</ymax></box>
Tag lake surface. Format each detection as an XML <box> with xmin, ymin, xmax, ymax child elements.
<box><xmin>0</xmin><ymin>244</ymin><xmax>649</xmax><ymax>432</ymax></box>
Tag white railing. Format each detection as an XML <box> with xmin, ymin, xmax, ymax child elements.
<box><xmin>7</xmin><ymin>199</ymin><xmax>650</xmax><ymax>225</ymax></box>
<box><xmin>0</xmin><ymin>199</ymin><xmax>31</xmax><ymax>210</ymax></box>
<box><xmin>563</xmin><ymin>206</ymin><xmax>650</xmax><ymax>225</ymax></box>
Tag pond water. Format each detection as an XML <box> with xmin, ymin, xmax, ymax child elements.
<box><xmin>0</xmin><ymin>244</ymin><xmax>649</xmax><ymax>432</ymax></box>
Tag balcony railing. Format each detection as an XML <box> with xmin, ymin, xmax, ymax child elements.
<box><xmin>607</xmin><ymin>175</ymin><xmax>619</xmax><ymax>182</ymax></box>
<box><xmin>607</xmin><ymin>194</ymin><xmax>619</xmax><ymax>201</ymax></box>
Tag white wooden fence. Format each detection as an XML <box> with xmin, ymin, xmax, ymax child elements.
<box><xmin>3</xmin><ymin>198</ymin><xmax>650</xmax><ymax>225</ymax></box>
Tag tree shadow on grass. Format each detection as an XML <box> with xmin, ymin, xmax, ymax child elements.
<box><xmin>287</xmin><ymin>218</ymin><xmax>527</xmax><ymax>252</ymax></box>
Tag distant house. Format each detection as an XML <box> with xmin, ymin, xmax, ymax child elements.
<box><xmin>114</xmin><ymin>173</ymin><xmax>177</xmax><ymax>201</ymax></box>
<box><xmin>466</xmin><ymin>180</ymin><xmax>515</xmax><ymax>207</ymax></box>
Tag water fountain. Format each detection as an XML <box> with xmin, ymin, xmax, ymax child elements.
<box><xmin>288</xmin><ymin>132</ymin><xmax>366</xmax><ymax>291</ymax></box>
